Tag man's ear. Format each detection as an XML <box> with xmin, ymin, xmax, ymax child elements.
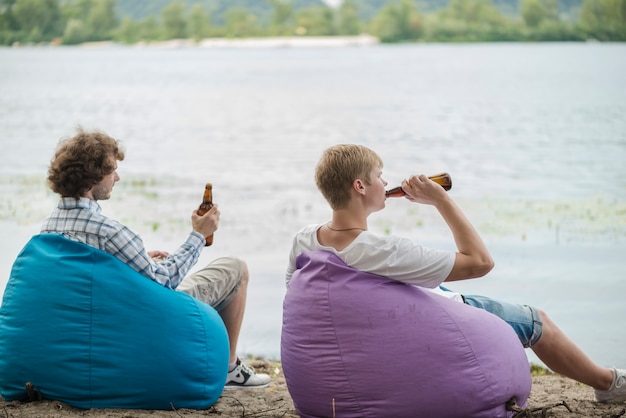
<box><xmin>353</xmin><ymin>179</ymin><xmax>366</xmax><ymax>194</ymax></box>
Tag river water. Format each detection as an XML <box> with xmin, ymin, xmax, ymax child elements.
<box><xmin>1</xmin><ymin>43</ymin><xmax>625</xmax><ymax>368</ymax></box>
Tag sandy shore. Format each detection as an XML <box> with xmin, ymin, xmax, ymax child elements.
<box><xmin>73</xmin><ymin>35</ymin><xmax>380</xmax><ymax>49</ymax></box>
<box><xmin>1</xmin><ymin>360</ymin><xmax>625</xmax><ymax>418</ymax></box>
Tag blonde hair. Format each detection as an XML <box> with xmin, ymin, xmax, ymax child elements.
<box><xmin>315</xmin><ymin>144</ymin><xmax>383</xmax><ymax>210</ymax></box>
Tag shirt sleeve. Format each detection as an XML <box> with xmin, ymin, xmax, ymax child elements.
<box><xmin>286</xmin><ymin>225</ymin><xmax>454</xmax><ymax>290</ymax></box>
<box><xmin>285</xmin><ymin>235</ymin><xmax>300</xmax><ymax>287</ymax></box>
<box><xmin>344</xmin><ymin>233</ymin><xmax>455</xmax><ymax>289</ymax></box>
<box><xmin>104</xmin><ymin>223</ymin><xmax>204</xmax><ymax>289</ymax></box>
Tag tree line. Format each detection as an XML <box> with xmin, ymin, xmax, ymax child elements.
<box><xmin>0</xmin><ymin>0</ymin><xmax>624</xmax><ymax>46</ymax></box>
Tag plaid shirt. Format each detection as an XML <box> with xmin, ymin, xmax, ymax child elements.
<box><xmin>41</xmin><ymin>197</ymin><xmax>204</xmax><ymax>289</ymax></box>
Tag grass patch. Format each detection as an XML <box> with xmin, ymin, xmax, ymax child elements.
<box><xmin>530</xmin><ymin>363</ymin><xmax>553</xmax><ymax>376</ymax></box>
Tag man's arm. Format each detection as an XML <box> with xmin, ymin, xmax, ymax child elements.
<box><xmin>105</xmin><ymin>223</ymin><xmax>204</xmax><ymax>289</ymax></box>
<box><xmin>403</xmin><ymin>174</ymin><xmax>494</xmax><ymax>282</ymax></box>
<box><xmin>109</xmin><ymin>205</ymin><xmax>219</xmax><ymax>288</ymax></box>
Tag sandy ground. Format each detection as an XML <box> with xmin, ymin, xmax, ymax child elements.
<box><xmin>1</xmin><ymin>360</ymin><xmax>625</xmax><ymax>418</ymax></box>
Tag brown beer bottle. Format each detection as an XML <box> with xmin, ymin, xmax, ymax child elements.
<box><xmin>197</xmin><ymin>183</ymin><xmax>214</xmax><ymax>246</ymax></box>
<box><xmin>385</xmin><ymin>173</ymin><xmax>452</xmax><ymax>198</ymax></box>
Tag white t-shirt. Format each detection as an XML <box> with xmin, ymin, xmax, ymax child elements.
<box><xmin>286</xmin><ymin>223</ymin><xmax>463</xmax><ymax>302</ymax></box>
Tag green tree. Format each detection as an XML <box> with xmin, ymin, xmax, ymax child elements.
<box><xmin>138</xmin><ymin>16</ymin><xmax>161</xmax><ymax>41</ymax></box>
<box><xmin>62</xmin><ymin>0</ymin><xmax>92</xmax><ymax>21</ymax></box>
<box><xmin>338</xmin><ymin>0</ymin><xmax>361</xmax><ymax>35</ymax></box>
<box><xmin>13</xmin><ymin>0</ymin><xmax>63</xmax><ymax>41</ymax></box>
<box><xmin>224</xmin><ymin>7</ymin><xmax>257</xmax><ymax>38</ymax></box>
<box><xmin>0</xmin><ymin>2</ymin><xmax>19</xmax><ymax>44</ymax></box>
<box><xmin>188</xmin><ymin>4</ymin><xmax>210</xmax><ymax>41</ymax></box>
<box><xmin>86</xmin><ymin>0</ymin><xmax>117</xmax><ymax>40</ymax></box>
<box><xmin>371</xmin><ymin>0</ymin><xmax>422</xmax><ymax>42</ymax></box>
<box><xmin>579</xmin><ymin>0</ymin><xmax>626</xmax><ymax>40</ymax></box>
<box><xmin>521</xmin><ymin>0</ymin><xmax>559</xmax><ymax>27</ymax></box>
<box><xmin>268</xmin><ymin>0</ymin><xmax>294</xmax><ymax>36</ymax></box>
<box><xmin>444</xmin><ymin>0</ymin><xmax>471</xmax><ymax>20</ymax></box>
<box><xmin>427</xmin><ymin>0</ymin><xmax>509</xmax><ymax>41</ymax></box>
<box><xmin>114</xmin><ymin>16</ymin><xmax>139</xmax><ymax>43</ymax></box>
<box><xmin>441</xmin><ymin>0</ymin><xmax>504</xmax><ymax>25</ymax></box>
<box><xmin>59</xmin><ymin>0</ymin><xmax>117</xmax><ymax>43</ymax></box>
<box><xmin>295</xmin><ymin>6</ymin><xmax>335</xmax><ymax>36</ymax></box>
<box><xmin>161</xmin><ymin>1</ymin><xmax>186</xmax><ymax>39</ymax></box>
<box><xmin>62</xmin><ymin>18</ymin><xmax>89</xmax><ymax>44</ymax></box>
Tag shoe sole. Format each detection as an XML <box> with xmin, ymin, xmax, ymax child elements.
<box><xmin>223</xmin><ymin>383</ymin><xmax>270</xmax><ymax>390</ymax></box>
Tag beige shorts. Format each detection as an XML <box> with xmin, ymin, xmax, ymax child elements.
<box><xmin>176</xmin><ymin>257</ymin><xmax>245</xmax><ymax>312</ymax></box>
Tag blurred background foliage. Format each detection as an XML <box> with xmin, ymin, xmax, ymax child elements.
<box><xmin>0</xmin><ymin>0</ymin><xmax>623</xmax><ymax>45</ymax></box>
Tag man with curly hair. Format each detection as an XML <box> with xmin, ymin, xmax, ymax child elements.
<box><xmin>42</xmin><ymin>127</ymin><xmax>270</xmax><ymax>389</ymax></box>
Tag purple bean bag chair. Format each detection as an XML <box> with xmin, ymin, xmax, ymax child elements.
<box><xmin>281</xmin><ymin>251</ymin><xmax>531</xmax><ymax>418</ymax></box>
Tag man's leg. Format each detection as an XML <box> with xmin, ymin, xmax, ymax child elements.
<box><xmin>530</xmin><ymin>309</ymin><xmax>613</xmax><ymax>390</ymax></box>
<box><xmin>177</xmin><ymin>257</ymin><xmax>270</xmax><ymax>389</ymax></box>
<box><xmin>217</xmin><ymin>261</ymin><xmax>248</xmax><ymax>364</ymax></box>
<box><xmin>463</xmin><ymin>294</ymin><xmax>622</xmax><ymax>398</ymax></box>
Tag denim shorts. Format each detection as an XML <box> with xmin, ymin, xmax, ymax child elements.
<box><xmin>463</xmin><ymin>294</ymin><xmax>543</xmax><ymax>348</ymax></box>
<box><xmin>176</xmin><ymin>256</ymin><xmax>244</xmax><ymax>312</ymax></box>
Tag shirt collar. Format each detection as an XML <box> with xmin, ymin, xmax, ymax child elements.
<box><xmin>58</xmin><ymin>196</ymin><xmax>102</xmax><ymax>213</ymax></box>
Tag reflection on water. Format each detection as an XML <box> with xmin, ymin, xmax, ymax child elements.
<box><xmin>1</xmin><ymin>43</ymin><xmax>625</xmax><ymax>365</ymax></box>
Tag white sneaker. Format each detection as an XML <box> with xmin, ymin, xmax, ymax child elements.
<box><xmin>594</xmin><ymin>368</ymin><xmax>626</xmax><ymax>402</ymax></box>
<box><xmin>224</xmin><ymin>358</ymin><xmax>271</xmax><ymax>390</ymax></box>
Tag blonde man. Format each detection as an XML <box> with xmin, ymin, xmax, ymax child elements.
<box><xmin>286</xmin><ymin>144</ymin><xmax>625</xmax><ymax>403</ymax></box>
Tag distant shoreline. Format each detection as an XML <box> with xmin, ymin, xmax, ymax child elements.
<box><xmin>9</xmin><ymin>35</ymin><xmax>380</xmax><ymax>49</ymax></box>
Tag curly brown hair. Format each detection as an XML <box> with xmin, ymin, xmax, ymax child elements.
<box><xmin>47</xmin><ymin>128</ymin><xmax>125</xmax><ymax>199</ymax></box>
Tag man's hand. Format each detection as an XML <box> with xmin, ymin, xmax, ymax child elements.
<box><xmin>148</xmin><ymin>250</ymin><xmax>169</xmax><ymax>261</ymax></box>
<box><xmin>192</xmin><ymin>204</ymin><xmax>220</xmax><ymax>240</ymax></box>
<box><xmin>402</xmin><ymin>174</ymin><xmax>449</xmax><ymax>206</ymax></box>
<box><xmin>402</xmin><ymin>176</ymin><xmax>495</xmax><ymax>281</ymax></box>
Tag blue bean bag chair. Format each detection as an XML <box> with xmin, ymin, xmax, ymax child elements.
<box><xmin>281</xmin><ymin>250</ymin><xmax>532</xmax><ymax>418</ymax></box>
<box><xmin>0</xmin><ymin>233</ymin><xmax>229</xmax><ymax>410</ymax></box>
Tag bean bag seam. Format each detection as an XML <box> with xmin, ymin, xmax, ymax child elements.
<box><xmin>88</xmin><ymin>247</ymin><xmax>96</xmax><ymax>409</ymax></box>
<box><xmin>191</xmin><ymin>298</ymin><xmax>212</xmax><ymax>403</ymax></box>
<box><xmin>435</xmin><ymin>301</ymin><xmax>505</xmax><ymax>417</ymax></box>
<box><xmin>324</xmin><ymin>257</ymin><xmax>364</xmax><ymax>414</ymax></box>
